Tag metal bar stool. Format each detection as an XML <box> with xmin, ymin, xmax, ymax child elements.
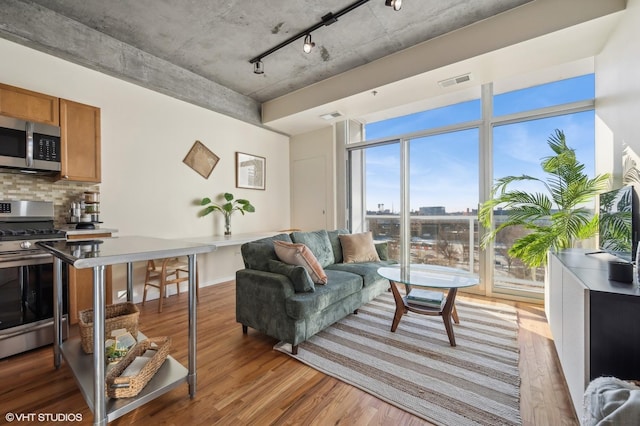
<box><xmin>142</xmin><ymin>257</ymin><xmax>199</xmax><ymax>312</ymax></box>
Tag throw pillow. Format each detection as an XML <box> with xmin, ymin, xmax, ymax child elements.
<box><xmin>268</xmin><ymin>260</ymin><xmax>315</xmax><ymax>293</ymax></box>
<box><xmin>273</xmin><ymin>240</ymin><xmax>328</xmax><ymax>284</ymax></box>
<box><xmin>339</xmin><ymin>232</ymin><xmax>381</xmax><ymax>263</ymax></box>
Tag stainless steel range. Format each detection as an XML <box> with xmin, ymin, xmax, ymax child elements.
<box><xmin>0</xmin><ymin>200</ymin><xmax>68</xmax><ymax>359</ymax></box>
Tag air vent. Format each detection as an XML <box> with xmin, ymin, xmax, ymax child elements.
<box><xmin>319</xmin><ymin>111</ymin><xmax>343</xmax><ymax>120</ymax></box>
<box><xmin>438</xmin><ymin>73</ymin><xmax>472</xmax><ymax>88</ymax></box>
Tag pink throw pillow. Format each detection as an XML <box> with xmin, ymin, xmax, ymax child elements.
<box><xmin>273</xmin><ymin>240</ymin><xmax>328</xmax><ymax>284</ymax></box>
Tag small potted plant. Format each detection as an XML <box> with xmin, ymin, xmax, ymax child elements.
<box><xmin>200</xmin><ymin>192</ymin><xmax>255</xmax><ymax>235</ymax></box>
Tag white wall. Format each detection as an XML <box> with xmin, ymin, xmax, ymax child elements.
<box><xmin>595</xmin><ymin>0</ymin><xmax>640</xmax><ymax>182</ymax></box>
<box><xmin>0</xmin><ymin>38</ymin><xmax>290</xmax><ymax>300</ymax></box>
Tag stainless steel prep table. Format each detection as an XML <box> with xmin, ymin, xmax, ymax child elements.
<box><xmin>37</xmin><ymin>236</ymin><xmax>216</xmax><ymax>426</ymax></box>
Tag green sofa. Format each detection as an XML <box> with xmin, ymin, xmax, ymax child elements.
<box><xmin>236</xmin><ymin>229</ymin><xmax>395</xmax><ymax>354</ymax></box>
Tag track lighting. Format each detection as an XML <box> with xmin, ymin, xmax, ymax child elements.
<box><xmin>385</xmin><ymin>0</ymin><xmax>401</xmax><ymax>11</ymax></box>
<box><xmin>253</xmin><ymin>60</ymin><xmax>264</xmax><ymax>74</ymax></box>
<box><xmin>303</xmin><ymin>34</ymin><xmax>315</xmax><ymax>54</ymax></box>
<box><xmin>250</xmin><ymin>0</ymin><xmax>404</xmax><ymax>73</ymax></box>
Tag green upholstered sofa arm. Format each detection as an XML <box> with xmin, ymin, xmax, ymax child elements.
<box><xmin>236</xmin><ymin>268</ymin><xmax>296</xmax><ymax>300</ymax></box>
<box><xmin>236</xmin><ymin>268</ymin><xmax>306</xmax><ymax>346</ymax></box>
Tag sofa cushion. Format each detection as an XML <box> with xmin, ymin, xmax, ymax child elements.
<box><xmin>241</xmin><ymin>233</ymin><xmax>293</xmax><ymax>272</ymax></box>
<box><xmin>268</xmin><ymin>260</ymin><xmax>315</xmax><ymax>293</ymax></box>
<box><xmin>274</xmin><ymin>240</ymin><xmax>328</xmax><ymax>284</ymax></box>
<box><xmin>327</xmin><ymin>229</ymin><xmax>350</xmax><ymax>264</ymax></box>
<box><xmin>291</xmin><ymin>230</ymin><xmax>334</xmax><ymax>267</ymax></box>
<box><xmin>326</xmin><ymin>260</ymin><xmax>396</xmax><ymax>287</ymax></box>
<box><xmin>285</xmin><ymin>269</ymin><xmax>363</xmax><ymax>320</ymax></box>
<box><xmin>339</xmin><ymin>232</ymin><xmax>381</xmax><ymax>263</ymax></box>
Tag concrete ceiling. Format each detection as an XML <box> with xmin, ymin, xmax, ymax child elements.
<box><xmin>22</xmin><ymin>0</ymin><xmax>531</xmax><ymax>102</ymax></box>
<box><xmin>0</xmin><ymin>0</ymin><xmax>627</xmax><ymax>135</ymax></box>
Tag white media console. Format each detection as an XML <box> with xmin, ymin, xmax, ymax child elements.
<box><xmin>546</xmin><ymin>249</ymin><xmax>640</xmax><ymax>415</ymax></box>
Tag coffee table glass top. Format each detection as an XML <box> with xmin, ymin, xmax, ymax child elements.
<box><xmin>377</xmin><ymin>264</ymin><xmax>479</xmax><ymax>289</ymax></box>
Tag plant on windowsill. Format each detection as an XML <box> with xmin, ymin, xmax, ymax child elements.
<box><xmin>478</xmin><ymin>129</ymin><xmax>610</xmax><ymax>268</ymax></box>
<box><xmin>199</xmin><ymin>192</ymin><xmax>255</xmax><ymax>236</ymax></box>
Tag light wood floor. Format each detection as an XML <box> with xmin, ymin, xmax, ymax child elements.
<box><xmin>0</xmin><ymin>281</ymin><xmax>578</xmax><ymax>425</ymax></box>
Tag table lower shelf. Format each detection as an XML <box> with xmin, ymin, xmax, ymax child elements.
<box><xmin>61</xmin><ymin>335</ymin><xmax>188</xmax><ymax>422</ymax></box>
<box><xmin>403</xmin><ymin>295</ymin><xmax>445</xmax><ymax>312</ymax></box>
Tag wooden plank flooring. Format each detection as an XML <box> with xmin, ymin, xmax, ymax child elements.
<box><xmin>0</xmin><ymin>281</ymin><xmax>578</xmax><ymax>425</ymax></box>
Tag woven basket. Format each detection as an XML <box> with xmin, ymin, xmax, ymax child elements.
<box><xmin>106</xmin><ymin>336</ymin><xmax>171</xmax><ymax>398</ymax></box>
<box><xmin>78</xmin><ymin>302</ymin><xmax>139</xmax><ymax>354</ymax></box>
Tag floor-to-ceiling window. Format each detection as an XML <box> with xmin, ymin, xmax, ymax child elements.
<box><xmin>347</xmin><ymin>73</ymin><xmax>595</xmax><ymax>300</ymax></box>
<box><xmin>408</xmin><ymin>129</ymin><xmax>479</xmax><ymax>273</ymax></box>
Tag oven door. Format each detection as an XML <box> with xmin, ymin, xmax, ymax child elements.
<box><xmin>0</xmin><ymin>252</ymin><xmax>68</xmax><ymax>332</ymax></box>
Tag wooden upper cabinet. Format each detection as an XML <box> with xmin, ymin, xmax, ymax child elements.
<box><xmin>0</xmin><ymin>83</ymin><xmax>59</xmax><ymax>125</ymax></box>
<box><xmin>59</xmin><ymin>99</ymin><xmax>101</xmax><ymax>182</ymax></box>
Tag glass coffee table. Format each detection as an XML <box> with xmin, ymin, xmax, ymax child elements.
<box><xmin>377</xmin><ymin>264</ymin><xmax>479</xmax><ymax>346</ymax></box>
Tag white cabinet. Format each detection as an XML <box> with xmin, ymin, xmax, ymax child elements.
<box><xmin>560</xmin><ymin>267</ymin><xmax>588</xmax><ymax>413</ymax></box>
<box><xmin>547</xmin><ymin>250</ymin><xmax>640</xmax><ymax>418</ymax></box>
<box><xmin>547</xmin><ymin>253</ymin><xmax>588</xmax><ymax>414</ymax></box>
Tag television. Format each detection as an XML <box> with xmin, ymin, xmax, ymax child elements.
<box><xmin>598</xmin><ymin>185</ymin><xmax>638</xmax><ymax>262</ymax></box>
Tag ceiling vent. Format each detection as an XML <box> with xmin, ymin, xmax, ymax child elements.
<box><xmin>319</xmin><ymin>111</ymin><xmax>344</xmax><ymax>120</ymax></box>
<box><xmin>438</xmin><ymin>73</ymin><xmax>472</xmax><ymax>88</ymax></box>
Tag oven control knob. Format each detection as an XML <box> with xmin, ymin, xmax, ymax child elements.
<box><xmin>20</xmin><ymin>241</ymin><xmax>32</xmax><ymax>249</ymax></box>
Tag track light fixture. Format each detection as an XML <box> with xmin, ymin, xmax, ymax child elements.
<box><xmin>249</xmin><ymin>0</ymin><xmax>403</xmax><ymax>73</ymax></box>
<box><xmin>385</xmin><ymin>0</ymin><xmax>402</xmax><ymax>10</ymax></box>
<box><xmin>303</xmin><ymin>34</ymin><xmax>315</xmax><ymax>54</ymax></box>
<box><xmin>253</xmin><ymin>60</ymin><xmax>264</xmax><ymax>74</ymax></box>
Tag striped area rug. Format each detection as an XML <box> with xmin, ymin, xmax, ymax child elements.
<box><xmin>275</xmin><ymin>292</ymin><xmax>521</xmax><ymax>426</ymax></box>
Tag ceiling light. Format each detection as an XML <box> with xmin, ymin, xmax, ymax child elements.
<box><xmin>253</xmin><ymin>60</ymin><xmax>264</xmax><ymax>75</ymax></box>
<box><xmin>250</xmin><ymin>0</ymin><xmax>403</xmax><ymax>74</ymax></box>
<box><xmin>303</xmin><ymin>34</ymin><xmax>315</xmax><ymax>54</ymax></box>
<box><xmin>385</xmin><ymin>0</ymin><xmax>402</xmax><ymax>11</ymax></box>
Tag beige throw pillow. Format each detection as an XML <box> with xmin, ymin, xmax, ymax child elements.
<box><xmin>273</xmin><ymin>240</ymin><xmax>328</xmax><ymax>284</ymax></box>
<box><xmin>339</xmin><ymin>232</ymin><xmax>381</xmax><ymax>263</ymax></box>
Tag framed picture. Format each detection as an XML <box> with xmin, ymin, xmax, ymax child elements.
<box><xmin>183</xmin><ymin>140</ymin><xmax>220</xmax><ymax>179</ymax></box>
<box><xmin>236</xmin><ymin>152</ymin><xmax>266</xmax><ymax>190</ymax></box>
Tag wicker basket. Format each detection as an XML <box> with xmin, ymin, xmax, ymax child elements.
<box><xmin>105</xmin><ymin>337</ymin><xmax>171</xmax><ymax>398</ymax></box>
<box><xmin>78</xmin><ymin>302</ymin><xmax>139</xmax><ymax>354</ymax></box>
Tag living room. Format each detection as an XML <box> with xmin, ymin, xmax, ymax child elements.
<box><xmin>1</xmin><ymin>0</ymin><xmax>638</xmax><ymax>424</ymax></box>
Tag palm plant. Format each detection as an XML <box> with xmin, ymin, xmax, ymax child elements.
<box><xmin>479</xmin><ymin>129</ymin><xmax>610</xmax><ymax>268</ymax></box>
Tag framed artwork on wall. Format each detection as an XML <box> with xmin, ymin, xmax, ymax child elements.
<box><xmin>236</xmin><ymin>152</ymin><xmax>265</xmax><ymax>190</ymax></box>
<box><xmin>183</xmin><ymin>140</ymin><xmax>220</xmax><ymax>179</ymax></box>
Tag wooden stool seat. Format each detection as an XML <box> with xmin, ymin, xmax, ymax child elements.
<box><xmin>142</xmin><ymin>257</ymin><xmax>199</xmax><ymax>313</ymax></box>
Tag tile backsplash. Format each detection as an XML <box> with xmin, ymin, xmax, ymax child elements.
<box><xmin>1</xmin><ymin>173</ymin><xmax>99</xmax><ymax>226</ymax></box>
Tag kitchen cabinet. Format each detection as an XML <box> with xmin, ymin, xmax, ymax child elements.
<box><xmin>59</xmin><ymin>99</ymin><xmax>101</xmax><ymax>182</ymax></box>
<box><xmin>0</xmin><ymin>83</ymin><xmax>59</xmax><ymax>125</ymax></box>
<box><xmin>546</xmin><ymin>249</ymin><xmax>640</xmax><ymax>415</ymax></box>
<box><xmin>68</xmin><ymin>266</ymin><xmax>113</xmax><ymax>325</ymax></box>
<box><xmin>67</xmin><ymin>232</ymin><xmax>113</xmax><ymax>324</ymax></box>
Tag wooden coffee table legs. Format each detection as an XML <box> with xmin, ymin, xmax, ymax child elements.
<box><xmin>388</xmin><ymin>280</ymin><xmax>460</xmax><ymax>346</ymax></box>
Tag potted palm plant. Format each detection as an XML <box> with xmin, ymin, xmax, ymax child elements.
<box><xmin>479</xmin><ymin>129</ymin><xmax>610</xmax><ymax>267</ymax></box>
<box><xmin>200</xmin><ymin>192</ymin><xmax>255</xmax><ymax>235</ymax></box>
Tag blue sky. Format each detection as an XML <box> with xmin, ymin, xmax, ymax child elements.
<box><xmin>363</xmin><ymin>74</ymin><xmax>595</xmax><ymax>213</ymax></box>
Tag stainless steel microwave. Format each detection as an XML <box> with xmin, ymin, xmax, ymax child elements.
<box><xmin>0</xmin><ymin>114</ymin><xmax>61</xmax><ymax>173</ymax></box>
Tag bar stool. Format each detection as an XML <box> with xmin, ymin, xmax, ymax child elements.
<box><xmin>142</xmin><ymin>257</ymin><xmax>199</xmax><ymax>313</ymax></box>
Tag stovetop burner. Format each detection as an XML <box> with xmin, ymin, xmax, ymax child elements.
<box><xmin>0</xmin><ymin>227</ymin><xmax>66</xmax><ymax>241</ymax></box>
<box><xmin>0</xmin><ymin>200</ymin><xmax>66</xmax><ymax>249</ymax></box>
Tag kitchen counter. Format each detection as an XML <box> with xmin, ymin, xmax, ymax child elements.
<box><xmin>59</xmin><ymin>225</ymin><xmax>118</xmax><ymax>237</ymax></box>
